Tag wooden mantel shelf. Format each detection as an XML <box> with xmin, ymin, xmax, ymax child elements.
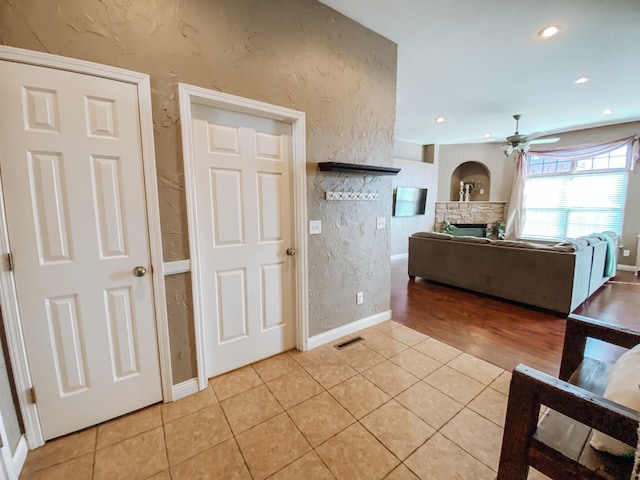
<box><xmin>318</xmin><ymin>162</ymin><xmax>401</xmax><ymax>176</ymax></box>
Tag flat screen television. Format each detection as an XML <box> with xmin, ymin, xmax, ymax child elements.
<box><xmin>393</xmin><ymin>187</ymin><xmax>427</xmax><ymax>217</ymax></box>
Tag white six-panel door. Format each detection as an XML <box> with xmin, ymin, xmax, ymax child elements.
<box><xmin>191</xmin><ymin>106</ymin><xmax>296</xmax><ymax>377</ymax></box>
<box><xmin>0</xmin><ymin>60</ymin><xmax>162</xmax><ymax>440</ymax></box>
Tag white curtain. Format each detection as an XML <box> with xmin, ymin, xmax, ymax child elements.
<box><xmin>505</xmin><ymin>136</ymin><xmax>638</xmax><ymax>240</ymax></box>
<box><xmin>529</xmin><ymin>136</ymin><xmax>636</xmax><ymax>161</ymax></box>
<box><xmin>504</xmin><ymin>153</ymin><xmax>526</xmax><ymax>240</ymax></box>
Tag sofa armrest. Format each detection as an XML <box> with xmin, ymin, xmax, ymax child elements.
<box><xmin>559</xmin><ymin>314</ymin><xmax>640</xmax><ymax>381</ymax></box>
<box><xmin>498</xmin><ymin>364</ymin><xmax>640</xmax><ymax>480</ymax></box>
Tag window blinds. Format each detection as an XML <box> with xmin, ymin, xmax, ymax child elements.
<box><xmin>521</xmin><ymin>171</ymin><xmax>628</xmax><ymax>241</ymax></box>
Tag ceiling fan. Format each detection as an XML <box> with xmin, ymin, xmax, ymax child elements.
<box><xmin>502</xmin><ymin>114</ymin><xmax>559</xmax><ymax>156</ymax></box>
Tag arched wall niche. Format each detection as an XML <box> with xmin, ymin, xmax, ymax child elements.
<box><xmin>450</xmin><ymin>161</ymin><xmax>490</xmax><ymax>201</ymax></box>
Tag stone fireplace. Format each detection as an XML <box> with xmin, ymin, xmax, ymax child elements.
<box><xmin>435</xmin><ymin>201</ymin><xmax>506</xmax><ymax>234</ymax></box>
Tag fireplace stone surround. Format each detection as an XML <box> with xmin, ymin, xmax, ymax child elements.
<box><xmin>435</xmin><ymin>201</ymin><xmax>506</xmax><ymax>234</ymax></box>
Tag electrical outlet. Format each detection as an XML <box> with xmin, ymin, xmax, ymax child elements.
<box><xmin>309</xmin><ymin>220</ymin><xmax>321</xmax><ymax>235</ymax></box>
<box><xmin>623</xmin><ymin>249</ymin><xmax>630</xmax><ymax>257</ymax></box>
<box><xmin>479</xmin><ymin>188</ymin><xmax>484</xmax><ymax>194</ymax></box>
<box><xmin>356</xmin><ymin>292</ymin><xmax>363</xmax><ymax>304</ymax></box>
<box><xmin>376</xmin><ymin>217</ymin><xmax>385</xmax><ymax>230</ymax></box>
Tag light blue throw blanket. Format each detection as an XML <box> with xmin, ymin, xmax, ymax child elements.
<box><xmin>589</xmin><ymin>232</ymin><xmax>617</xmax><ymax>277</ymax></box>
<box><xmin>602</xmin><ymin>233</ymin><xmax>617</xmax><ymax>277</ymax></box>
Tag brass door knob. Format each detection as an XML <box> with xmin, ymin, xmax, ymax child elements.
<box><xmin>286</xmin><ymin>248</ymin><xmax>296</xmax><ymax>256</ymax></box>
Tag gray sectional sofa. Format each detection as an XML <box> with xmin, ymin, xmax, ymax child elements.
<box><xmin>407</xmin><ymin>231</ymin><xmax>618</xmax><ymax>314</ymax></box>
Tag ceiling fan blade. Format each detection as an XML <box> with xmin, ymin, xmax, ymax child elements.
<box><xmin>530</xmin><ymin>137</ymin><xmax>560</xmax><ymax>144</ymax></box>
<box><xmin>526</xmin><ymin>131</ymin><xmax>543</xmax><ymax>140</ymax></box>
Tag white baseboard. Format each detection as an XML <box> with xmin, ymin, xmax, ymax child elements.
<box><xmin>616</xmin><ymin>264</ymin><xmax>638</xmax><ymax>272</ymax></box>
<box><xmin>390</xmin><ymin>253</ymin><xmax>408</xmax><ymax>261</ymax></box>
<box><xmin>171</xmin><ymin>378</ymin><xmax>200</xmax><ymax>401</ymax></box>
<box><xmin>8</xmin><ymin>435</ymin><xmax>27</xmax><ymax>480</ymax></box>
<box><xmin>307</xmin><ymin>310</ymin><xmax>392</xmax><ymax>350</ymax></box>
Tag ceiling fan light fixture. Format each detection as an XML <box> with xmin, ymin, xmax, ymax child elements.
<box><xmin>538</xmin><ymin>25</ymin><xmax>560</xmax><ymax>38</ymax></box>
<box><xmin>503</xmin><ymin>143</ymin><xmax>530</xmax><ymax>158</ymax></box>
<box><xmin>602</xmin><ymin>108</ymin><xmax>613</xmax><ymax>115</ymax></box>
<box><xmin>483</xmin><ymin>132</ymin><xmax>492</xmax><ymax>138</ymax></box>
<box><xmin>574</xmin><ymin>76</ymin><xmax>590</xmax><ymax>84</ymax></box>
<box><xmin>435</xmin><ymin>116</ymin><xmax>445</xmax><ymax>123</ymax></box>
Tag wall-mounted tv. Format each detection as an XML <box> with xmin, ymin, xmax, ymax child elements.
<box><xmin>393</xmin><ymin>187</ymin><xmax>428</xmax><ymax>217</ymax></box>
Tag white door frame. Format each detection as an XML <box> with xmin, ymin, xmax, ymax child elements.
<box><xmin>0</xmin><ymin>45</ymin><xmax>172</xmax><ymax>448</ymax></box>
<box><xmin>178</xmin><ymin>83</ymin><xmax>309</xmax><ymax>390</ymax></box>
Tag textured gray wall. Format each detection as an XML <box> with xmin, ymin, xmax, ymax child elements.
<box><xmin>0</xmin><ymin>0</ymin><xmax>397</xmax><ymax>381</ymax></box>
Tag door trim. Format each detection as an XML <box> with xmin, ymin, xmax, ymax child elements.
<box><xmin>178</xmin><ymin>83</ymin><xmax>309</xmax><ymax>390</ymax></box>
<box><xmin>0</xmin><ymin>45</ymin><xmax>172</xmax><ymax>448</ymax></box>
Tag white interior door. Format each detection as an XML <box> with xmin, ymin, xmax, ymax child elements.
<box><xmin>0</xmin><ymin>60</ymin><xmax>162</xmax><ymax>440</ymax></box>
<box><xmin>191</xmin><ymin>105</ymin><xmax>296</xmax><ymax>377</ymax></box>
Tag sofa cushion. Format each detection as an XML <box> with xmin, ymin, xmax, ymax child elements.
<box><xmin>590</xmin><ymin>343</ymin><xmax>640</xmax><ymax>455</ymax></box>
<box><xmin>490</xmin><ymin>240</ymin><xmax>530</xmax><ymax>248</ymax></box>
<box><xmin>564</xmin><ymin>238</ymin><xmax>590</xmax><ymax>250</ymax></box>
<box><xmin>525</xmin><ymin>243</ymin><xmax>575</xmax><ymax>252</ymax></box>
<box><xmin>582</xmin><ymin>236</ymin><xmax>605</xmax><ymax>246</ymax></box>
<box><xmin>451</xmin><ymin>236</ymin><xmax>491</xmax><ymax>244</ymax></box>
<box><xmin>490</xmin><ymin>240</ymin><xmax>566</xmax><ymax>251</ymax></box>
<box><xmin>545</xmin><ymin>243</ymin><xmax>577</xmax><ymax>252</ymax></box>
<box><xmin>412</xmin><ymin>231</ymin><xmax>452</xmax><ymax>240</ymax></box>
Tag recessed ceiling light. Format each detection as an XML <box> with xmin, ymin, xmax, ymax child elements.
<box><xmin>602</xmin><ymin>108</ymin><xmax>613</xmax><ymax>115</ymax></box>
<box><xmin>483</xmin><ymin>133</ymin><xmax>492</xmax><ymax>138</ymax></box>
<box><xmin>538</xmin><ymin>25</ymin><xmax>560</xmax><ymax>38</ymax></box>
<box><xmin>435</xmin><ymin>116</ymin><xmax>445</xmax><ymax>123</ymax></box>
<box><xmin>574</xmin><ymin>76</ymin><xmax>590</xmax><ymax>84</ymax></box>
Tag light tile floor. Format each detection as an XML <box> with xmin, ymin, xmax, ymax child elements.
<box><xmin>19</xmin><ymin>321</ymin><xmax>552</xmax><ymax>480</ymax></box>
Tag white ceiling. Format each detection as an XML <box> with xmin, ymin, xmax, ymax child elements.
<box><xmin>318</xmin><ymin>0</ymin><xmax>640</xmax><ymax>145</ymax></box>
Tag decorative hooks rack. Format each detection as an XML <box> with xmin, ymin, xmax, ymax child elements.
<box><xmin>324</xmin><ymin>191</ymin><xmax>379</xmax><ymax>201</ymax></box>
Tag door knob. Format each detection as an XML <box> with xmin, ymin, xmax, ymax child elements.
<box><xmin>133</xmin><ymin>266</ymin><xmax>147</xmax><ymax>277</ymax></box>
<box><xmin>286</xmin><ymin>248</ymin><xmax>296</xmax><ymax>256</ymax></box>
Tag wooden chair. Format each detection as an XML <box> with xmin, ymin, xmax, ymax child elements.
<box><xmin>497</xmin><ymin>314</ymin><xmax>640</xmax><ymax>480</ymax></box>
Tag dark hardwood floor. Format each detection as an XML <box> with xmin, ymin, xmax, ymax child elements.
<box><xmin>390</xmin><ymin>258</ymin><xmax>640</xmax><ymax>376</ymax></box>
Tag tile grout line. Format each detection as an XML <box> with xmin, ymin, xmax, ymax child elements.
<box><xmin>257</xmin><ymin>357</ymin><xmax>340</xmax><ymax>477</ymax></box>
<box><xmin>91</xmin><ymin>426</ymin><xmax>98</xmax><ymax>480</ymax></box>
<box><xmin>213</xmin><ymin>376</ymin><xmax>255</xmax><ymax>480</ymax></box>
<box><xmin>436</xmin><ymin>412</ymin><xmax>503</xmax><ymax>474</ymax></box>
<box><xmin>287</xmin><ymin>330</ymin><xmax>428</xmax><ymax>478</ymax></box>
<box><xmin>160</xmin><ymin>412</ymin><xmax>171</xmax><ymax>478</ymax></box>
<box><xmin>252</xmin><ymin>351</ymin><xmax>396</xmax><ymax>478</ymax></box>
<box><xmin>424</xmin><ymin>357</ymin><xmax>507</xmax><ymax>475</ymax></box>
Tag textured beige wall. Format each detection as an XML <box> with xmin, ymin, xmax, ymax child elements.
<box><xmin>391</xmin><ymin>159</ymin><xmax>439</xmax><ymax>257</ymax></box>
<box><xmin>437</xmin><ymin>143</ymin><xmax>516</xmax><ymax>202</ymax></box>
<box><xmin>0</xmin><ymin>0</ymin><xmax>397</xmax><ymax>380</ymax></box>
<box><xmin>390</xmin><ymin>140</ymin><xmax>439</xmax><ymax>257</ymax></box>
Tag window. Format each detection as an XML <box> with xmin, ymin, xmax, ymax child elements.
<box><xmin>521</xmin><ymin>144</ymin><xmax>629</xmax><ymax>241</ymax></box>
